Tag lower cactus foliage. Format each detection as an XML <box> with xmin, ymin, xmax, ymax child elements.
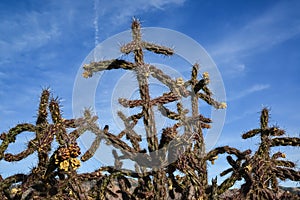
<box><xmin>0</xmin><ymin>19</ymin><xmax>299</xmax><ymax>200</ymax></box>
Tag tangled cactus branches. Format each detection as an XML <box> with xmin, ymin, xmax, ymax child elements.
<box><xmin>211</xmin><ymin>108</ymin><xmax>300</xmax><ymax>200</ymax></box>
<box><xmin>0</xmin><ymin>89</ymin><xmax>87</xmax><ymax>199</ymax></box>
<box><xmin>82</xmin><ymin>18</ymin><xmax>231</xmax><ymax>200</ymax></box>
<box><xmin>236</xmin><ymin>108</ymin><xmax>300</xmax><ymax>199</ymax></box>
<box><xmin>1</xmin><ymin>19</ymin><xmax>299</xmax><ymax>200</ymax></box>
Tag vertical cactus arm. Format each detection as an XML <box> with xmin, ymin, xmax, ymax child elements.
<box><xmin>0</xmin><ymin>123</ymin><xmax>35</xmax><ymax>160</ymax></box>
<box><xmin>190</xmin><ymin>63</ymin><xmax>199</xmax><ymax>85</ymax></box>
<box><xmin>208</xmin><ymin>177</ymin><xmax>219</xmax><ymax>200</ymax></box>
<box><xmin>190</xmin><ymin>64</ymin><xmax>200</xmax><ymax>118</ymax></box>
<box><xmin>158</xmin><ymin>126</ymin><xmax>178</xmax><ymax>149</ymax></box>
<box><xmin>49</xmin><ymin>98</ymin><xmax>70</xmax><ymax>146</ymax></box>
<box><xmin>49</xmin><ymin>98</ymin><xmax>63</xmax><ymax>124</ymax></box>
<box><xmin>36</xmin><ymin>125</ymin><xmax>57</xmax><ymax>167</ymax></box>
<box><xmin>260</xmin><ymin>108</ymin><xmax>269</xmax><ymax>130</ymax></box>
<box><xmin>36</xmin><ymin>89</ymin><xmax>50</xmax><ymax>125</ymax></box>
<box><xmin>271</xmin><ymin>137</ymin><xmax>300</xmax><ymax>147</ymax></box>
<box><xmin>136</xmin><ymin>76</ymin><xmax>159</xmax><ymax>153</ymax></box>
<box><xmin>123</xmin><ymin>21</ymin><xmax>160</xmax><ymax>154</ymax></box>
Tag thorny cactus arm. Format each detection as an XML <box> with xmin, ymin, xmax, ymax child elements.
<box><xmin>49</xmin><ymin>98</ymin><xmax>70</xmax><ymax>145</ymax></box>
<box><xmin>36</xmin><ymin>89</ymin><xmax>50</xmax><ymax>125</ymax></box>
<box><xmin>129</xmin><ymin>26</ymin><xmax>159</xmax><ymax>154</ymax></box>
<box><xmin>271</xmin><ymin>137</ymin><xmax>300</xmax><ymax>146</ymax></box>
<box><xmin>120</xmin><ymin>19</ymin><xmax>173</xmax><ymax>56</ymax></box>
<box><xmin>0</xmin><ymin>123</ymin><xmax>36</xmax><ymax>160</ymax></box>
<box><xmin>117</xmin><ymin>111</ymin><xmax>143</xmax><ymax>152</ymax></box>
<box><xmin>119</xmin><ymin>92</ymin><xmax>180</xmax><ymax>108</ymax></box>
<box><xmin>82</xmin><ymin>59</ymin><xmax>135</xmax><ymax>78</ymax></box>
<box><xmin>81</xmin><ymin>125</ymin><xmax>106</xmax><ymax>161</ymax></box>
<box><xmin>149</xmin><ymin>65</ymin><xmax>189</xmax><ymax>97</ymax></box>
<box><xmin>205</xmin><ymin>146</ymin><xmax>251</xmax><ymax>164</ymax></box>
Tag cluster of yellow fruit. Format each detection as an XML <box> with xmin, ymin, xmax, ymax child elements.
<box><xmin>54</xmin><ymin>143</ymin><xmax>81</xmax><ymax>171</ymax></box>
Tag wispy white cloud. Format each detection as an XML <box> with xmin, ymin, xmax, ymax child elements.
<box><xmin>95</xmin><ymin>0</ymin><xmax>186</xmax><ymax>28</ymax></box>
<box><xmin>210</xmin><ymin>1</ymin><xmax>300</xmax><ymax>74</ymax></box>
<box><xmin>0</xmin><ymin>11</ymin><xmax>60</xmax><ymax>64</ymax></box>
<box><xmin>214</xmin><ymin>2</ymin><xmax>300</xmax><ymax>56</ymax></box>
<box><xmin>228</xmin><ymin>84</ymin><xmax>270</xmax><ymax>101</ymax></box>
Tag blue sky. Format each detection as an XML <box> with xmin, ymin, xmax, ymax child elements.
<box><xmin>1</xmin><ymin>0</ymin><xmax>299</xmax><ymax>188</ymax></box>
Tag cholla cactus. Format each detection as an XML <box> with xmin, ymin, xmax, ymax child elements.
<box><xmin>0</xmin><ymin>19</ymin><xmax>299</xmax><ymax>200</ymax></box>
<box><xmin>82</xmin><ymin>18</ymin><xmax>226</xmax><ymax>200</ymax></box>
<box><xmin>214</xmin><ymin>108</ymin><xmax>300</xmax><ymax>200</ymax></box>
<box><xmin>0</xmin><ymin>89</ymin><xmax>87</xmax><ymax>199</ymax></box>
<box><xmin>237</xmin><ymin>108</ymin><xmax>300</xmax><ymax>199</ymax></box>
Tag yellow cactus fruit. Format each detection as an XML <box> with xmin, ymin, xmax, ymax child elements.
<box><xmin>10</xmin><ymin>187</ymin><xmax>21</xmax><ymax>195</ymax></box>
<box><xmin>59</xmin><ymin>160</ymin><xmax>70</xmax><ymax>171</ymax></box>
<box><xmin>219</xmin><ymin>102</ymin><xmax>227</xmax><ymax>109</ymax></box>
<box><xmin>245</xmin><ymin>164</ymin><xmax>252</xmax><ymax>172</ymax></box>
<box><xmin>70</xmin><ymin>158</ymin><xmax>81</xmax><ymax>170</ymax></box>
<box><xmin>210</xmin><ymin>155</ymin><xmax>218</xmax><ymax>165</ymax></box>
<box><xmin>202</xmin><ymin>72</ymin><xmax>209</xmax><ymax>79</ymax></box>
<box><xmin>69</xmin><ymin>143</ymin><xmax>81</xmax><ymax>157</ymax></box>
<box><xmin>168</xmin><ymin>179</ymin><xmax>173</xmax><ymax>190</ymax></box>
<box><xmin>54</xmin><ymin>154</ymin><xmax>59</xmax><ymax>164</ymax></box>
<box><xmin>83</xmin><ymin>70</ymin><xmax>92</xmax><ymax>78</ymax></box>
<box><xmin>176</xmin><ymin>77</ymin><xmax>184</xmax><ymax>86</ymax></box>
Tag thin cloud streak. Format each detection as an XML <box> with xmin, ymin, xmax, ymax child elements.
<box><xmin>0</xmin><ymin>12</ymin><xmax>60</xmax><ymax>64</ymax></box>
<box><xmin>95</xmin><ymin>0</ymin><xmax>186</xmax><ymax>31</ymax></box>
<box><xmin>210</xmin><ymin>1</ymin><xmax>300</xmax><ymax>72</ymax></box>
<box><xmin>228</xmin><ymin>84</ymin><xmax>270</xmax><ymax>101</ymax></box>
<box><xmin>213</xmin><ymin>1</ymin><xmax>300</xmax><ymax>57</ymax></box>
